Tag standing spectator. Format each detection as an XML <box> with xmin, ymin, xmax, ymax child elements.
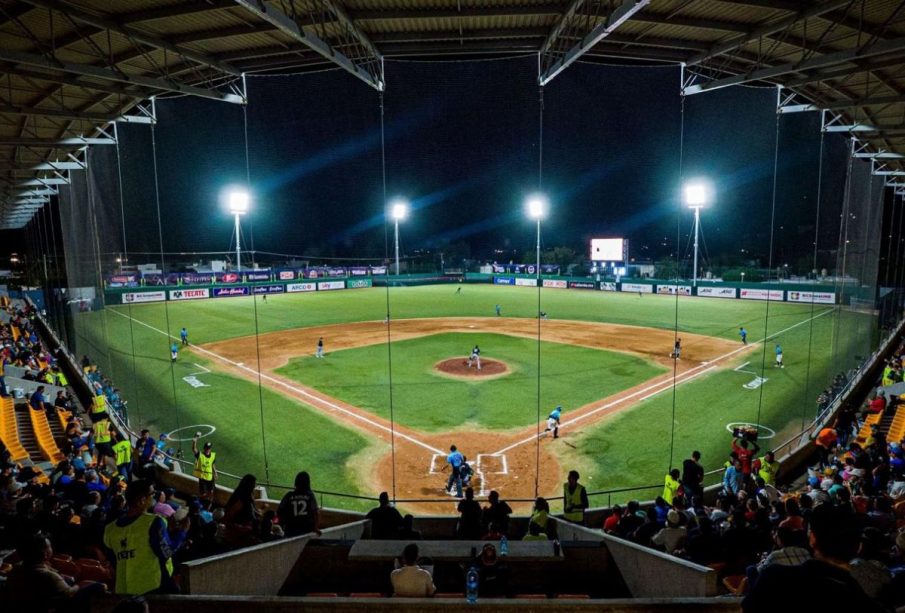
<box><xmin>93</xmin><ymin>415</ymin><xmax>114</xmax><ymax>464</ymax></box>
<box><xmin>112</xmin><ymin>431</ymin><xmax>133</xmax><ymax>481</ymax></box>
<box><xmin>444</xmin><ymin>444</ymin><xmax>464</xmax><ymax>498</ymax></box>
<box><xmin>482</xmin><ymin>490</ymin><xmax>512</xmax><ymax>536</ymax></box>
<box><xmin>815</xmin><ymin>427</ymin><xmax>837</xmax><ymax>467</ymax></box>
<box><xmin>365</xmin><ymin>491</ymin><xmax>403</xmax><ymax>539</ymax></box>
<box><xmin>277</xmin><ymin>471</ymin><xmax>320</xmax><ymax>537</ymax></box>
<box><xmin>456</xmin><ymin>487</ymin><xmax>482</xmax><ymax>539</ymax></box>
<box><xmin>134</xmin><ymin>430</ymin><xmax>156</xmax><ymax>478</ymax></box>
<box><xmin>723</xmin><ymin>459</ymin><xmax>744</xmax><ymax>497</ymax></box>
<box><xmin>0</xmin><ymin>358</ymin><xmax>6</xmax><ymax>397</ymax></box>
<box><xmin>663</xmin><ymin>468</ymin><xmax>681</xmax><ymax>505</ymax></box>
<box><xmin>391</xmin><ymin>543</ymin><xmax>436</xmax><ymax>597</ymax></box>
<box><xmin>732</xmin><ymin>438</ymin><xmax>760</xmax><ymax>478</ymax></box>
<box><xmin>29</xmin><ymin>385</ymin><xmax>47</xmax><ymax>412</ymax></box>
<box><xmin>603</xmin><ymin>505</ymin><xmax>623</xmax><ymax>534</ymax></box>
<box><xmin>682</xmin><ymin>451</ymin><xmax>704</xmax><ymax>500</ymax></box>
<box><xmin>755</xmin><ymin>451</ymin><xmax>779</xmax><ymax>486</ymax></box>
<box><xmin>222</xmin><ymin>474</ymin><xmax>261</xmax><ymax>547</ymax></box>
<box><xmin>103</xmin><ymin>479</ymin><xmax>175</xmax><ymax>595</ymax></box>
<box><xmin>191</xmin><ymin>435</ymin><xmax>217</xmax><ymax>501</ymax></box>
<box><xmin>563</xmin><ymin>470</ymin><xmax>589</xmax><ymax>524</ymax></box>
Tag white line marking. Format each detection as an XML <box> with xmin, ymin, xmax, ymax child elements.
<box><xmin>429</xmin><ymin>454</ymin><xmax>444</xmax><ymax>474</ymax></box>
<box><xmin>192</xmin><ymin>363</ymin><xmax>211</xmax><ymax>374</ymax></box>
<box><xmin>492</xmin><ymin>307</ymin><xmax>835</xmax><ymax>456</ymax></box>
<box><xmin>474</xmin><ymin>457</ymin><xmax>488</xmax><ymax>497</ymax></box>
<box><xmin>107</xmin><ymin>308</ymin><xmax>444</xmax><ymax>456</ymax></box>
<box><xmin>733</xmin><ymin>361</ymin><xmax>751</xmax><ymax>372</ymax></box>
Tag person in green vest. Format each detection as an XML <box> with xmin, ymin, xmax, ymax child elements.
<box><xmin>103</xmin><ymin>479</ymin><xmax>175</xmax><ymax>595</ymax></box>
<box><xmin>756</xmin><ymin>451</ymin><xmax>780</xmax><ymax>486</ymax></box>
<box><xmin>563</xmin><ymin>470</ymin><xmax>589</xmax><ymax>525</ymax></box>
<box><xmin>111</xmin><ymin>430</ymin><xmax>133</xmax><ymax>481</ymax></box>
<box><xmin>93</xmin><ymin>415</ymin><xmax>113</xmax><ymax>463</ymax></box>
<box><xmin>192</xmin><ymin>434</ymin><xmax>217</xmax><ymax>500</ymax></box>
<box><xmin>662</xmin><ymin>468</ymin><xmax>681</xmax><ymax>505</ymax></box>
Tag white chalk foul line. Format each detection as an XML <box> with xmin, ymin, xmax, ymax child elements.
<box><xmin>107</xmin><ymin>308</ymin><xmax>444</xmax><ymax>456</ymax></box>
<box><xmin>492</xmin><ymin>307</ymin><xmax>835</xmax><ymax>456</ymax></box>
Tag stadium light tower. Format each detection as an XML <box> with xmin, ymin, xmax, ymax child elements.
<box><xmin>228</xmin><ymin>189</ymin><xmax>250</xmax><ymax>272</ymax></box>
<box><xmin>683</xmin><ymin>180</ymin><xmax>711</xmax><ymax>287</ymax></box>
<box><xmin>526</xmin><ymin>194</ymin><xmax>548</xmax><ymax>281</ymax></box>
<box><xmin>390</xmin><ymin>200</ymin><xmax>408</xmax><ymax>276</ymax></box>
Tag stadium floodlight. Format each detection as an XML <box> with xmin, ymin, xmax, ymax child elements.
<box><xmin>525</xmin><ymin>194</ymin><xmax>548</xmax><ymax>280</ymax></box>
<box><xmin>225</xmin><ymin>187</ymin><xmax>251</xmax><ymax>273</ymax></box>
<box><xmin>389</xmin><ymin>199</ymin><xmax>409</xmax><ymax>275</ymax></box>
<box><xmin>682</xmin><ymin>180</ymin><xmax>712</xmax><ymax>287</ymax></box>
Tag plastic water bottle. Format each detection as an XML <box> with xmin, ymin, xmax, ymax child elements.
<box><xmin>466</xmin><ymin>567</ymin><xmax>479</xmax><ymax>604</ymax></box>
<box><xmin>499</xmin><ymin>534</ymin><xmax>509</xmax><ymax>557</ymax></box>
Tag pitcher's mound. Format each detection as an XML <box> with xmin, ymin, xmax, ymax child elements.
<box><xmin>434</xmin><ymin>357</ymin><xmax>510</xmax><ymax>380</ymax></box>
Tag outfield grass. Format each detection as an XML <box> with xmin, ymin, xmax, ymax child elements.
<box><xmin>276</xmin><ymin>332</ymin><xmax>665</xmax><ymax>431</ymax></box>
<box><xmin>67</xmin><ymin>284</ymin><xmax>877</xmax><ymax>506</ymax></box>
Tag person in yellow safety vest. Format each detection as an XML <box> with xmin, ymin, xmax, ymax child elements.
<box><xmin>111</xmin><ymin>431</ymin><xmax>133</xmax><ymax>482</ymax></box>
<box><xmin>103</xmin><ymin>479</ymin><xmax>175</xmax><ymax>595</ymax></box>
<box><xmin>756</xmin><ymin>451</ymin><xmax>780</xmax><ymax>486</ymax></box>
<box><xmin>91</xmin><ymin>394</ymin><xmax>107</xmax><ymax>415</ymax></box>
<box><xmin>52</xmin><ymin>367</ymin><xmax>68</xmax><ymax>387</ymax></box>
<box><xmin>563</xmin><ymin>470</ymin><xmax>589</xmax><ymax>524</ymax></box>
<box><xmin>192</xmin><ymin>434</ymin><xmax>217</xmax><ymax>500</ymax></box>
<box><xmin>882</xmin><ymin>362</ymin><xmax>895</xmax><ymax>387</ymax></box>
<box><xmin>663</xmin><ymin>468</ymin><xmax>681</xmax><ymax>505</ymax></box>
<box><xmin>93</xmin><ymin>416</ymin><xmax>114</xmax><ymax>463</ymax></box>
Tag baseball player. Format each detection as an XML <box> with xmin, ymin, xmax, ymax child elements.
<box><xmin>495</xmin><ymin>304</ymin><xmax>501</xmax><ymax>317</ymax></box>
<box><xmin>671</xmin><ymin>338</ymin><xmax>681</xmax><ymax>360</ymax></box>
<box><xmin>739</xmin><ymin>327</ymin><xmax>748</xmax><ymax>345</ymax></box>
<box><xmin>456</xmin><ymin>286</ymin><xmax>462</xmax><ymax>295</ymax></box>
<box><xmin>180</xmin><ymin>327</ymin><xmax>188</xmax><ymax>346</ymax></box>
<box><xmin>170</xmin><ymin>342</ymin><xmax>179</xmax><ymax>362</ymax></box>
<box><xmin>544</xmin><ymin>405</ymin><xmax>562</xmax><ymax>438</ymax></box>
<box><xmin>315</xmin><ymin>337</ymin><xmax>324</xmax><ymax>358</ymax></box>
<box><xmin>775</xmin><ymin>343</ymin><xmax>784</xmax><ymax>368</ymax></box>
<box><xmin>466</xmin><ymin>345</ymin><xmax>481</xmax><ymax>370</ymax></box>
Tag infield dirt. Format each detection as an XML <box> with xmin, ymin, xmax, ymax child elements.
<box><xmin>201</xmin><ymin>317</ymin><xmax>743</xmax><ymax>513</ymax></box>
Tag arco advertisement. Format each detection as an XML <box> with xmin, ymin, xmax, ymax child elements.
<box><xmin>286</xmin><ymin>283</ymin><xmax>316</xmax><ymax>293</ymax></box>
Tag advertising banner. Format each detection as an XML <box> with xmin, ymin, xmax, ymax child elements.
<box><xmin>494</xmin><ymin>276</ymin><xmax>515</xmax><ymax>285</ymax></box>
<box><xmin>599</xmin><ymin>282</ymin><xmax>617</xmax><ymax>291</ymax></box>
<box><xmin>542</xmin><ymin>279</ymin><xmax>567</xmax><ymax>289</ymax></box>
<box><xmin>740</xmin><ymin>288</ymin><xmax>784</xmax><ymax>301</ymax></box>
<box><xmin>492</xmin><ymin>264</ymin><xmax>506</xmax><ymax>273</ymax></box>
<box><xmin>182</xmin><ymin>274</ymin><xmax>215</xmax><ymax>286</ymax></box>
<box><xmin>217</xmin><ymin>273</ymin><xmax>240</xmax><ymax>284</ymax></box>
<box><xmin>621</xmin><ymin>283</ymin><xmax>653</xmax><ymax>293</ymax></box>
<box><xmin>370</xmin><ymin>265</ymin><xmax>386</xmax><ymax>275</ymax></box>
<box><xmin>656</xmin><ymin>285</ymin><xmax>692</xmax><ymax>296</ymax></box>
<box><xmin>212</xmin><ymin>286</ymin><xmax>250</xmax><ymax>298</ymax></box>
<box><xmin>317</xmin><ymin>281</ymin><xmax>345</xmax><ymax>291</ymax></box>
<box><xmin>246</xmin><ymin>272</ymin><xmax>271</xmax><ymax>282</ymax></box>
<box><xmin>569</xmin><ymin>281</ymin><xmax>596</xmax><ymax>290</ymax></box>
<box><xmin>252</xmin><ymin>285</ymin><xmax>284</xmax><ymax>295</ymax></box>
<box><xmin>107</xmin><ymin>275</ymin><xmax>139</xmax><ymax>288</ymax></box>
<box><xmin>514</xmin><ymin>278</ymin><xmax>536</xmax><ymax>287</ymax></box>
<box><xmin>787</xmin><ymin>290</ymin><xmax>835</xmax><ymax>304</ymax></box>
<box><xmin>278</xmin><ymin>270</ymin><xmax>296</xmax><ymax>280</ymax></box>
<box><xmin>169</xmin><ymin>288</ymin><xmax>210</xmax><ymax>301</ymax></box>
<box><xmin>122</xmin><ymin>291</ymin><xmax>166</xmax><ymax>304</ymax></box>
<box><xmin>286</xmin><ymin>282</ymin><xmax>316</xmax><ymax>293</ymax></box>
<box><xmin>697</xmin><ymin>287</ymin><xmax>737</xmax><ymax>298</ymax></box>
<box><xmin>541</xmin><ymin>264</ymin><xmax>561</xmax><ymax>275</ymax></box>
<box><xmin>328</xmin><ymin>268</ymin><xmax>346</xmax><ymax>278</ymax></box>
<box><xmin>141</xmin><ymin>273</ymin><xmax>175</xmax><ymax>286</ymax></box>
<box><xmin>350</xmin><ymin>267</ymin><xmax>369</xmax><ymax>276</ymax></box>
<box><xmin>347</xmin><ymin>279</ymin><xmax>373</xmax><ymax>289</ymax></box>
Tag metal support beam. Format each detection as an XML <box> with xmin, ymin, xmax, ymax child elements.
<box><xmin>0</xmin><ymin>49</ymin><xmax>245</xmax><ymax>104</ymax></box>
<box><xmin>855</xmin><ymin>152</ymin><xmax>905</xmax><ymax>159</ymax></box>
<box><xmin>684</xmin><ymin>36</ymin><xmax>905</xmax><ymax>95</ymax></box>
<box><xmin>0</xmin><ymin>103</ymin><xmax>118</xmax><ymax>122</ymax></box>
<box><xmin>15</xmin><ymin>178</ymin><xmax>68</xmax><ymax>186</ymax></box>
<box><xmin>538</xmin><ymin>0</ymin><xmax>650</xmax><ymax>86</ymax></box>
<box><xmin>19</xmin><ymin>0</ymin><xmax>241</xmax><ymax>76</ymax></box>
<box><xmin>0</xmin><ymin>137</ymin><xmax>114</xmax><ymax>146</ymax></box>
<box><xmin>232</xmin><ymin>0</ymin><xmax>385</xmax><ymax>91</ymax></box>
<box><xmin>0</xmin><ymin>161</ymin><xmax>84</xmax><ymax>171</ymax></box>
<box><xmin>687</xmin><ymin>0</ymin><xmax>853</xmax><ymax>66</ymax></box>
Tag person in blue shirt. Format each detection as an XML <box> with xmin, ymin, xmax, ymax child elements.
<box><xmin>444</xmin><ymin>445</ymin><xmax>465</xmax><ymax>497</ymax></box>
<box><xmin>495</xmin><ymin>304</ymin><xmax>501</xmax><ymax>316</ymax></box>
<box><xmin>545</xmin><ymin>405</ymin><xmax>562</xmax><ymax>438</ymax></box>
<box><xmin>180</xmin><ymin>327</ymin><xmax>188</xmax><ymax>346</ymax></box>
<box><xmin>739</xmin><ymin>327</ymin><xmax>748</xmax><ymax>345</ymax></box>
<box><xmin>775</xmin><ymin>344</ymin><xmax>784</xmax><ymax>368</ymax></box>
<box><xmin>170</xmin><ymin>342</ymin><xmax>179</xmax><ymax>362</ymax></box>
<box><xmin>29</xmin><ymin>385</ymin><xmax>47</xmax><ymax>412</ymax></box>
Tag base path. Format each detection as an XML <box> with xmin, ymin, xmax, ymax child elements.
<box><xmin>201</xmin><ymin>318</ymin><xmax>744</xmax><ymax>513</ymax></box>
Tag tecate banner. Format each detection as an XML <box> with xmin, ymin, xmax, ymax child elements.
<box><xmin>787</xmin><ymin>290</ymin><xmax>835</xmax><ymax>304</ymax></box>
<box><xmin>621</xmin><ymin>283</ymin><xmax>653</xmax><ymax>293</ymax></box>
<box><xmin>252</xmin><ymin>285</ymin><xmax>284</xmax><ymax>295</ymax></box>
<box><xmin>278</xmin><ymin>271</ymin><xmax>296</xmax><ymax>280</ymax></box>
<box><xmin>347</xmin><ymin>279</ymin><xmax>372</xmax><ymax>289</ymax></box>
<box><xmin>740</xmin><ymin>288</ymin><xmax>784</xmax><ymax>301</ymax></box>
<box><xmin>656</xmin><ymin>285</ymin><xmax>692</xmax><ymax>296</ymax></box>
<box><xmin>542</xmin><ymin>279</ymin><xmax>567</xmax><ymax>289</ymax></box>
<box><xmin>569</xmin><ymin>281</ymin><xmax>596</xmax><ymax>290</ymax></box>
<box><xmin>317</xmin><ymin>281</ymin><xmax>345</xmax><ymax>291</ymax></box>
<box><xmin>122</xmin><ymin>291</ymin><xmax>165</xmax><ymax>304</ymax></box>
<box><xmin>514</xmin><ymin>278</ymin><xmax>536</xmax><ymax>287</ymax></box>
<box><xmin>169</xmin><ymin>289</ymin><xmax>210</xmax><ymax>301</ymax></box>
<box><xmin>493</xmin><ymin>277</ymin><xmax>515</xmax><ymax>285</ymax></box>
<box><xmin>213</xmin><ymin>286</ymin><xmax>250</xmax><ymax>298</ymax></box>
<box><xmin>286</xmin><ymin>282</ymin><xmax>316</xmax><ymax>293</ymax></box>
<box><xmin>697</xmin><ymin>287</ymin><xmax>737</xmax><ymax>298</ymax></box>
<box><xmin>599</xmin><ymin>282</ymin><xmax>617</xmax><ymax>291</ymax></box>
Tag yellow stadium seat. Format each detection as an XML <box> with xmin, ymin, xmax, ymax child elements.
<box><xmin>27</xmin><ymin>406</ymin><xmax>66</xmax><ymax>464</ymax></box>
<box><xmin>0</xmin><ymin>397</ymin><xmax>30</xmax><ymax>462</ymax></box>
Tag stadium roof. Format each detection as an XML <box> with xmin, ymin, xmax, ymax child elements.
<box><xmin>2</xmin><ymin>0</ymin><xmax>905</xmax><ymax>228</ymax></box>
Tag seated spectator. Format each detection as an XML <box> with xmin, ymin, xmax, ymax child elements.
<box><xmin>616</xmin><ymin>500</ymin><xmax>645</xmax><ymax>538</ymax></box>
<box><xmin>631</xmin><ymin>507</ymin><xmax>661</xmax><ymax>547</ymax></box>
<box><xmin>456</xmin><ymin>487</ymin><xmax>482</xmax><ymax>539</ymax></box>
<box><xmin>152</xmin><ymin>491</ymin><xmax>176</xmax><ymax>519</ymax></box>
<box><xmin>258</xmin><ymin>510</ymin><xmax>284</xmax><ymax>543</ymax></box>
<box><xmin>603</xmin><ymin>504</ymin><xmax>623</xmax><ymax>534</ymax></box>
<box><xmin>482</xmin><ymin>490</ymin><xmax>512</xmax><ymax>536</ymax></box>
<box><xmin>746</xmin><ymin>527</ymin><xmax>810</xmax><ymax>587</ymax></box>
<box><xmin>391</xmin><ymin>543</ymin><xmax>436</xmax><ymax>597</ymax></box>
<box><xmin>399</xmin><ymin>514</ymin><xmax>422</xmax><ymax>540</ymax></box>
<box><xmin>28</xmin><ymin>385</ymin><xmax>47</xmax><ymax>411</ymax></box>
<box><xmin>522</xmin><ymin>522</ymin><xmax>547</xmax><ymax>541</ymax></box>
<box><xmin>277</xmin><ymin>471</ymin><xmax>320</xmax><ymax>537</ymax></box>
<box><xmin>684</xmin><ymin>516</ymin><xmax>722</xmax><ymax>565</ymax></box>
<box><xmin>471</xmin><ymin>543</ymin><xmax>510</xmax><ymax>597</ymax></box>
<box><xmin>222</xmin><ymin>473</ymin><xmax>261</xmax><ymax>548</ymax></box>
<box><xmin>651</xmin><ymin>509</ymin><xmax>686</xmax><ymax>555</ymax></box>
<box><xmin>742</xmin><ymin>503</ymin><xmax>886</xmax><ymax>612</ymax></box>
<box><xmin>366</xmin><ymin>491</ymin><xmax>403</xmax><ymax>539</ymax></box>
<box><xmin>778</xmin><ymin>498</ymin><xmax>805</xmax><ymax>532</ymax></box>
<box><xmin>850</xmin><ymin>527</ymin><xmax>894</xmax><ymax>603</ymax></box>
<box><xmin>528</xmin><ymin>497</ymin><xmax>550</xmax><ymax>535</ymax></box>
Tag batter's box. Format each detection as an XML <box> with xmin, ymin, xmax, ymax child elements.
<box><xmin>477</xmin><ymin>454</ymin><xmax>508</xmax><ymax>475</ymax></box>
<box><xmin>428</xmin><ymin>454</ymin><xmax>445</xmax><ymax>474</ymax></box>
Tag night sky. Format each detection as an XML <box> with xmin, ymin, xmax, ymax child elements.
<box><xmin>8</xmin><ymin>56</ymin><xmax>856</xmax><ymax>268</ymax></box>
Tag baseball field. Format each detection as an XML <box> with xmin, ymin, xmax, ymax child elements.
<box><xmin>71</xmin><ymin>284</ymin><xmax>875</xmax><ymax>512</ymax></box>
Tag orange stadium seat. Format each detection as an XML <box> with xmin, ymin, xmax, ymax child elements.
<box><xmin>27</xmin><ymin>406</ymin><xmax>66</xmax><ymax>464</ymax></box>
<box><xmin>0</xmin><ymin>397</ymin><xmax>30</xmax><ymax>462</ymax></box>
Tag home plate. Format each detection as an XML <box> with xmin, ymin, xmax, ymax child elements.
<box><xmin>469</xmin><ymin>325</ymin><xmax>475</xmax><ymax>328</ymax></box>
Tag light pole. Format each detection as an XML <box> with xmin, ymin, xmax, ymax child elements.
<box><xmin>526</xmin><ymin>195</ymin><xmax>547</xmax><ymax>281</ymax></box>
<box><xmin>390</xmin><ymin>200</ymin><xmax>408</xmax><ymax>276</ymax></box>
<box><xmin>228</xmin><ymin>189</ymin><xmax>250</xmax><ymax>272</ymax></box>
<box><xmin>683</xmin><ymin>181</ymin><xmax>711</xmax><ymax>287</ymax></box>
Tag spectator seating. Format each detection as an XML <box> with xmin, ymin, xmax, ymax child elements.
<box><xmin>888</xmin><ymin>405</ymin><xmax>905</xmax><ymax>442</ymax></box>
<box><xmin>27</xmin><ymin>402</ymin><xmax>66</xmax><ymax>464</ymax></box>
<box><xmin>856</xmin><ymin>411</ymin><xmax>882</xmax><ymax>442</ymax></box>
<box><xmin>0</xmin><ymin>396</ymin><xmax>29</xmax><ymax>462</ymax></box>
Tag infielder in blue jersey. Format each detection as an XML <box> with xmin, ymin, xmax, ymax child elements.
<box><xmin>544</xmin><ymin>405</ymin><xmax>562</xmax><ymax>438</ymax></box>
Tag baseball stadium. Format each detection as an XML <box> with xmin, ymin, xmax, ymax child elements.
<box><xmin>1</xmin><ymin>0</ymin><xmax>905</xmax><ymax>610</ymax></box>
